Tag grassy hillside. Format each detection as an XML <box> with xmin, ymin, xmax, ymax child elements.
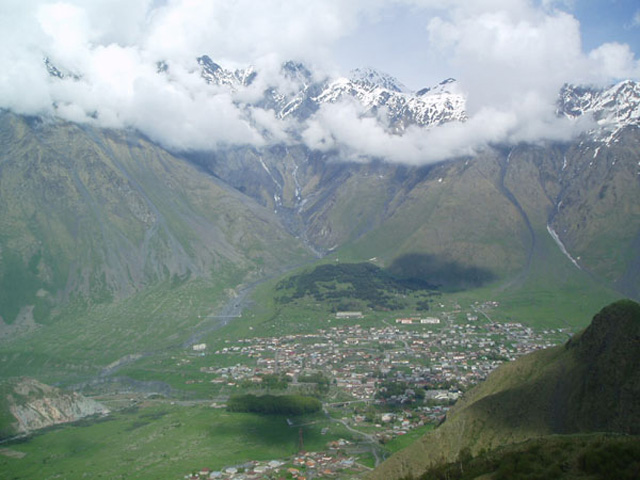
<box><xmin>0</xmin><ymin>402</ymin><xmax>356</xmax><ymax>480</ymax></box>
<box><xmin>370</xmin><ymin>300</ymin><xmax>640</xmax><ymax>480</ymax></box>
<box><xmin>0</xmin><ymin>113</ymin><xmax>313</xmax><ymax>387</ymax></box>
<box><xmin>328</xmin><ymin>146</ymin><xmax>621</xmax><ymax>328</ymax></box>
<box><xmin>410</xmin><ymin>434</ymin><xmax>640</xmax><ymax>480</ymax></box>
<box><xmin>0</xmin><ymin>279</ymin><xmax>235</xmax><ymax>385</ymax></box>
<box><xmin>0</xmin><ymin>113</ymin><xmax>309</xmax><ymax>329</ymax></box>
<box><xmin>337</xmin><ymin>154</ymin><xmax>529</xmax><ymax>281</ymax></box>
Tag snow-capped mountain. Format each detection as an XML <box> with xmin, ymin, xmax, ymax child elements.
<box><xmin>185</xmin><ymin>57</ymin><xmax>469</xmax><ymax>131</ymax></box>
<box><xmin>310</xmin><ymin>70</ymin><xmax>467</xmax><ymax>131</ymax></box>
<box><xmin>190</xmin><ymin>57</ymin><xmax>640</xmax><ymax>140</ymax></box>
<box><xmin>349</xmin><ymin>67</ymin><xmax>410</xmax><ymax>93</ymax></box>
<box><xmin>194</xmin><ymin>57</ymin><xmax>640</xmax><ymax>141</ymax></box>
<box><xmin>558</xmin><ymin>80</ymin><xmax>640</xmax><ymax>142</ymax></box>
<box><xmin>262</xmin><ymin>61</ymin><xmax>326</xmax><ymax>120</ymax></box>
<box><xmin>197</xmin><ymin>55</ymin><xmax>257</xmax><ymax>90</ymax></box>
<box><xmin>43</xmin><ymin>55</ymin><xmax>639</xmax><ymax>144</ymax></box>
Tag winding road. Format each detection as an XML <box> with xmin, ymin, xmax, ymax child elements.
<box><xmin>323</xmin><ymin>406</ymin><xmax>386</xmax><ymax>467</ymax></box>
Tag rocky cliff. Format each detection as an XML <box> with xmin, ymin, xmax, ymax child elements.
<box><xmin>0</xmin><ymin>377</ymin><xmax>109</xmax><ymax>439</ymax></box>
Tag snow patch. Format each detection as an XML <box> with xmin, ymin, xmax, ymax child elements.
<box><xmin>547</xmin><ymin>225</ymin><xmax>581</xmax><ymax>270</ymax></box>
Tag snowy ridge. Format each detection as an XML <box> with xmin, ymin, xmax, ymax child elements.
<box><xmin>558</xmin><ymin>80</ymin><xmax>640</xmax><ymax>143</ymax></box>
<box><xmin>349</xmin><ymin>67</ymin><xmax>410</xmax><ymax>93</ymax></box>
<box><xmin>43</xmin><ymin>55</ymin><xmax>468</xmax><ymax>133</ymax></box>
<box><xmin>197</xmin><ymin>55</ymin><xmax>256</xmax><ymax>90</ymax></box>
<box><xmin>312</xmin><ymin>74</ymin><xmax>467</xmax><ymax>130</ymax></box>
<box><xmin>43</xmin><ymin>55</ymin><xmax>638</xmax><ymax>144</ymax></box>
<box><xmin>193</xmin><ymin>57</ymin><xmax>468</xmax><ymax>130</ymax></box>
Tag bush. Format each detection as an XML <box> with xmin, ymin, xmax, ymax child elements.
<box><xmin>227</xmin><ymin>394</ymin><xmax>322</xmax><ymax>415</ymax></box>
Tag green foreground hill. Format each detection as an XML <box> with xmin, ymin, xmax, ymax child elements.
<box><xmin>412</xmin><ymin>434</ymin><xmax>640</xmax><ymax>480</ymax></box>
<box><xmin>370</xmin><ymin>300</ymin><xmax>640</xmax><ymax>480</ymax></box>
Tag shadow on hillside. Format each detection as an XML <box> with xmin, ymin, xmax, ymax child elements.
<box><xmin>386</xmin><ymin>253</ymin><xmax>496</xmax><ymax>291</ymax></box>
<box><xmin>208</xmin><ymin>414</ymin><xmax>323</xmax><ymax>452</ymax></box>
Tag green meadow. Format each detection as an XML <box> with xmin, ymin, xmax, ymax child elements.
<box><xmin>1</xmin><ymin>402</ymin><xmax>357</xmax><ymax>479</ymax></box>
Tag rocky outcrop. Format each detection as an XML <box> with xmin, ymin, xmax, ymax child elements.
<box><xmin>1</xmin><ymin>378</ymin><xmax>109</xmax><ymax>438</ymax></box>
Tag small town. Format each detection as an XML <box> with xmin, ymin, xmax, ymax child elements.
<box><xmin>184</xmin><ymin>449</ymin><xmax>365</xmax><ymax>480</ymax></box>
<box><xmin>202</xmin><ymin>302</ymin><xmax>567</xmax><ymax>399</ymax></box>
<box><xmin>180</xmin><ymin>301</ymin><xmax>571</xmax><ymax>479</ymax></box>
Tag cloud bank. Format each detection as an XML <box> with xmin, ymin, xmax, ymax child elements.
<box><xmin>1</xmin><ymin>0</ymin><xmax>639</xmax><ymax>163</ymax></box>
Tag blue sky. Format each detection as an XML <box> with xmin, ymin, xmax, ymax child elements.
<box><xmin>335</xmin><ymin>1</ymin><xmax>640</xmax><ymax>89</ymax></box>
<box><xmin>576</xmin><ymin>0</ymin><xmax>640</xmax><ymax>50</ymax></box>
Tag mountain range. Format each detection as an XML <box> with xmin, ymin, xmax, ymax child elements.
<box><xmin>183</xmin><ymin>58</ymin><xmax>640</xmax><ymax>301</ymax></box>
<box><xmin>0</xmin><ymin>55</ymin><xmax>639</xmax><ymax>480</ymax></box>
<box><xmin>194</xmin><ymin>56</ymin><xmax>467</xmax><ymax>129</ymax></box>
<box><xmin>0</xmin><ymin>57</ymin><xmax>638</xmax><ymax>381</ymax></box>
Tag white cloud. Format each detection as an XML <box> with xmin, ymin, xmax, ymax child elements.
<box><xmin>588</xmin><ymin>42</ymin><xmax>640</xmax><ymax>80</ymax></box>
<box><xmin>301</xmin><ymin>94</ymin><xmax>590</xmax><ymax>165</ymax></box>
<box><xmin>0</xmin><ymin>0</ymin><xmax>638</xmax><ymax>163</ymax></box>
<box><xmin>426</xmin><ymin>6</ymin><xmax>586</xmax><ymax>109</ymax></box>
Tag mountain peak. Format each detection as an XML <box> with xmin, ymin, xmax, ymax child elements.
<box><xmin>558</xmin><ymin>79</ymin><xmax>640</xmax><ymax>142</ymax></box>
<box><xmin>349</xmin><ymin>67</ymin><xmax>409</xmax><ymax>93</ymax></box>
<box><xmin>197</xmin><ymin>54</ymin><xmax>257</xmax><ymax>89</ymax></box>
<box><xmin>568</xmin><ymin>299</ymin><xmax>640</xmax><ymax>361</ymax></box>
<box><xmin>196</xmin><ymin>54</ymin><xmax>221</xmax><ymax>72</ymax></box>
<box><xmin>417</xmin><ymin>78</ymin><xmax>459</xmax><ymax>96</ymax></box>
<box><xmin>281</xmin><ymin>60</ymin><xmax>314</xmax><ymax>83</ymax></box>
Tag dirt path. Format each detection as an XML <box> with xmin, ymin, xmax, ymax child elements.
<box><xmin>324</xmin><ymin>406</ymin><xmax>386</xmax><ymax>467</ymax></box>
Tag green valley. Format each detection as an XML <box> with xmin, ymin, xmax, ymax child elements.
<box><xmin>0</xmin><ymin>94</ymin><xmax>638</xmax><ymax>480</ymax></box>
<box><xmin>1</xmin><ymin>4</ymin><xmax>640</xmax><ymax>479</ymax></box>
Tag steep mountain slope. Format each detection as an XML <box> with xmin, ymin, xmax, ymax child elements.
<box><xmin>549</xmin><ymin>130</ymin><xmax>640</xmax><ymax>298</ymax></box>
<box><xmin>369</xmin><ymin>299</ymin><xmax>640</xmax><ymax>480</ymax></box>
<box><xmin>41</xmin><ymin>57</ymin><xmax>639</xmax><ymax>304</ymax></box>
<box><xmin>0</xmin><ymin>112</ymin><xmax>309</xmax><ymax>330</ymax></box>
<box><xmin>183</xmin><ymin>71</ymin><xmax>640</xmax><ymax>304</ymax></box>
<box><xmin>190</xmin><ymin>127</ymin><xmax>638</xmax><ymax>312</ymax></box>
